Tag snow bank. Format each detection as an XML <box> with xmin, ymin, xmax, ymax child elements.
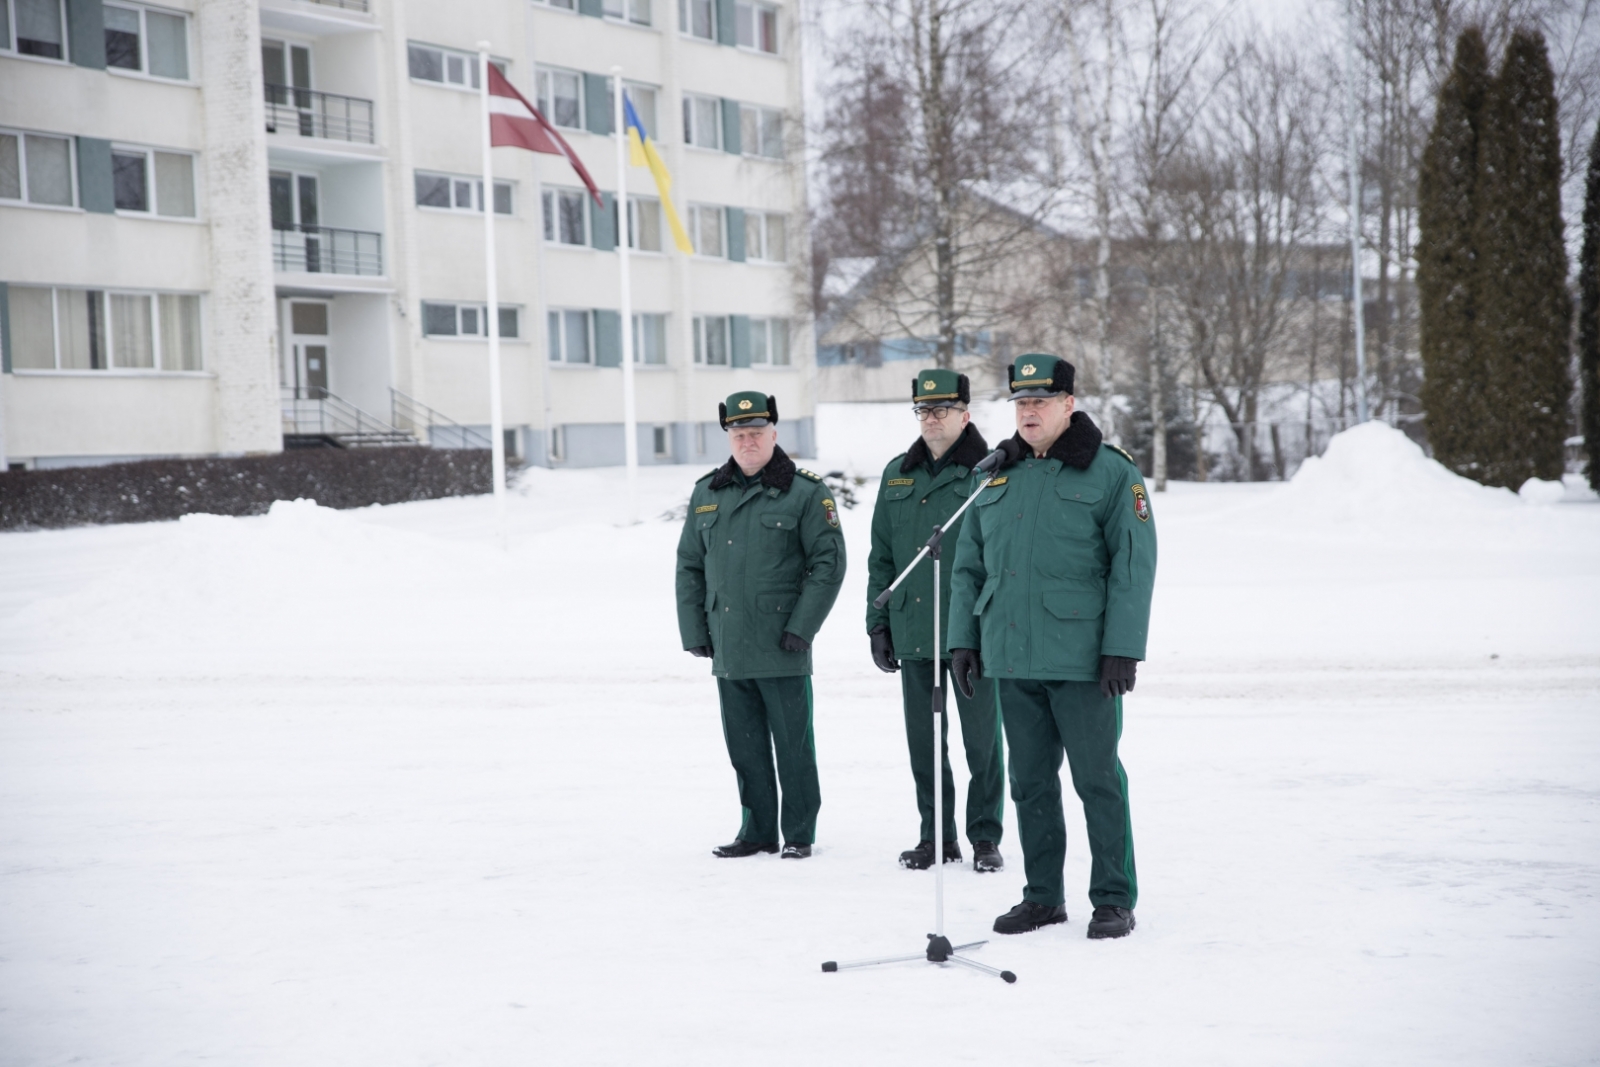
<box><xmin>1280</xmin><ymin>421</ymin><xmax>1518</xmax><ymax>521</ymax></box>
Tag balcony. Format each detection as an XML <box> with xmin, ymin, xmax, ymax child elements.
<box><xmin>273</xmin><ymin>225</ymin><xmax>383</xmax><ymax>276</ymax></box>
<box><xmin>264</xmin><ymin>85</ymin><xmax>375</xmax><ymax>144</ymax></box>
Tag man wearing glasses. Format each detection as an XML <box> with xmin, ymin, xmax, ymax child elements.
<box><xmin>865</xmin><ymin>369</ymin><xmax>1006</xmax><ymax>874</ymax></box>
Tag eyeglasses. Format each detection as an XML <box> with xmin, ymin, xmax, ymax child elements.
<box><xmin>914</xmin><ymin>406</ymin><xmax>963</xmax><ymax>421</ymax></box>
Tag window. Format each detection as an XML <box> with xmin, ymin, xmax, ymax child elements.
<box><xmin>535</xmin><ymin>67</ymin><xmax>583</xmax><ymax>129</ymax></box>
<box><xmin>6</xmin><ymin>285</ymin><xmax>202</xmax><ymax>371</ymax></box>
<box><xmin>270</xmin><ymin>169</ymin><xmax>318</xmax><ymax>228</ymax></box>
<box><xmin>678</xmin><ymin>0</ymin><xmax>713</xmax><ymax>40</ymax></box>
<box><xmin>746</xmin><ymin>210</ymin><xmax>787</xmax><ymax>262</ymax></box>
<box><xmin>541</xmin><ymin>188</ymin><xmax>588</xmax><ymax>245</ymax></box>
<box><xmin>739</xmin><ymin>104</ymin><xmax>784</xmax><ymax>159</ymax></box>
<box><xmin>612</xmin><ymin>83</ymin><xmax>658</xmax><ymax>140</ymax></box>
<box><xmin>110</xmin><ymin>146</ymin><xmax>196</xmax><ymax>217</ymax></box>
<box><xmin>548</xmin><ymin>309</ymin><xmax>593</xmax><ymax>364</ymax></box>
<box><xmin>748</xmin><ymin>317</ymin><xmax>790</xmax><ymax>365</ymax></box>
<box><xmin>408</xmin><ymin>42</ymin><xmax>502</xmax><ymax>89</ymax></box>
<box><xmin>653</xmin><ymin>425</ymin><xmax>669</xmax><ymax>457</ymax></box>
<box><xmin>682</xmin><ymin>93</ymin><xmax>721</xmax><ymax>149</ymax></box>
<box><xmin>421</xmin><ymin>301</ymin><xmax>520</xmax><ymax>339</ymax></box>
<box><xmin>692</xmin><ymin>315</ymin><xmax>729</xmax><ymax>365</ymax></box>
<box><xmin>688</xmin><ymin>204</ymin><xmax>723</xmax><ymax>257</ymax></box>
<box><xmin>5</xmin><ymin>0</ymin><xmax>65</xmax><ymax>59</ymax></box>
<box><xmin>415</xmin><ymin>171</ymin><xmax>513</xmax><ymax>215</ymax></box>
<box><xmin>633</xmin><ymin>312</ymin><xmax>667</xmax><ymax>364</ymax></box>
<box><xmin>603</xmin><ymin>0</ymin><xmax>651</xmax><ymax>25</ymax></box>
<box><xmin>532</xmin><ymin>0</ymin><xmax>576</xmax><ymax>9</ymax></box>
<box><xmin>736</xmin><ymin>1</ymin><xmax>779</xmax><ymax>52</ymax></box>
<box><xmin>0</xmin><ymin>129</ymin><xmax>74</xmax><ymax>207</ymax></box>
<box><xmin>626</xmin><ymin>196</ymin><xmax>661</xmax><ymax>252</ymax></box>
<box><xmin>261</xmin><ymin>38</ymin><xmax>310</xmax><ymax>92</ymax></box>
<box><xmin>104</xmin><ymin>3</ymin><xmax>189</xmax><ymax>79</ymax></box>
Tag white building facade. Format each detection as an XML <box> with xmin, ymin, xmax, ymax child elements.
<box><xmin>0</xmin><ymin>0</ymin><xmax>813</xmax><ymax>470</ymax></box>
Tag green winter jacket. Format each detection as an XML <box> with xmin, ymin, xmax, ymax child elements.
<box><xmin>865</xmin><ymin>425</ymin><xmax>990</xmax><ymax>660</ymax></box>
<box><xmin>676</xmin><ymin>446</ymin><xmax>847</xmax><ymax>679</ymax></box>
<box><xmin>948</xmin><ymin>413</ymin><xmax>1156</xmax><ymax>682</ymax></box>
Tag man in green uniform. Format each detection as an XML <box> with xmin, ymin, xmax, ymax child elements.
<box><xmin>676</xmin><ymin>391</ymin><xmax>847</xmax><ymax>860</ymax></box>
<box><xmin>865</xmin><ymin>369</ymin><xmax>1006</xmax><ymax>873</ymax></box>
<box><xmin>948</xmin><ymin>354</ymin><xmax>1156</xmax><ymax>939</ymax></box>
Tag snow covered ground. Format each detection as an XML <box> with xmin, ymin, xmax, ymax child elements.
<box><xmin>2</xmin><ymin>421</ymin><xmax>1597</xmax><ymax>1066</ymax></box>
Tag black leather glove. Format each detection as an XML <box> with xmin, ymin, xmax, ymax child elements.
<box><xmin>951</xmin><ymin>648</ymin><xmax>982</xmax><ymax>699</ymax></box>
<box><xmin>869</xmin><ymin>625</ymin><xmax>899</xmax><ymax>673</ymax></box>
<box><xmin>1099</xmin><ymin>655</ymin><xmax>1138</xmax><ymax>698</ymax></box>
<box><xmin>687</xmin><ymin>645</ymin><xmax>713</xmax><ymax>658</ymax></box>
<box><xmin>779</xmin><ymin>631</ymin><xmax>810</xmax><ymax>653</ymax></box>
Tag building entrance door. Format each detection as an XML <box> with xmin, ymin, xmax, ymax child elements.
<box><xmin>285</xmin><ymin>300</ymin><xmax>331</xmax><ymax>397</ymax></box>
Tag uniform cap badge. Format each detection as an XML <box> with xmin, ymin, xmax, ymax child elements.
<box><xmin>738</xmin><ymin>399</ymin><xmax>753</xmax><ymax>410</ymax></box>
<box><xmin>923</xmin><ymin>380</ymin><xmax>937</xmax><ymax>390</ymax></box>
<box><xmin>1021</xmin><ymin>363</ymin><xmax>1036</xmax><ymax>377</ymax></box>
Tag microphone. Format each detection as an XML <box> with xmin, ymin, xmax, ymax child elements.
<box><xmin>974</xmin><ymin>438</ymin><xmax>1025</xmax><ymax>475</ymax></box>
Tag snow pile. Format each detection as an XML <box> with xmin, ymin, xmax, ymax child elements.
<box><xmin>1518</xmin><ymin>478</ymin><xmax>1566</xmax><ymax>505</ymax></box>
<box><xmin>1280</xmin><ymin>421</ymin><xmax>1517</xmax><ymax>522</ymax></box>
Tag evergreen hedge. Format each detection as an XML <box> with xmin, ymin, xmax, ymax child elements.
<box><xmin>1579</xmin><ymin>114</ymin><xmax>1600</xmax><ymax>490</ymax></box>
<box><xmin>0</xmin><ymin>448</ymin><xmax>492</xmax><ymax>531</ymax></box>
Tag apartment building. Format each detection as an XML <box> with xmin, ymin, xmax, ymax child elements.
<box><xmin>0</xmin><ymin>0</ymin><xmax>813</xmax><ymax>470</ymax></box>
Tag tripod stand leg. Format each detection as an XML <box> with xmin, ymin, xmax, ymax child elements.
<box><xmin>947</xmin><ymin>953</ymin><xmax>1018</xmax><ymax>983</ymax></box>
<box><xmin>822</xmin><ymin>950</ymin><xmax>930</xmax><ymax>972</ymax></box>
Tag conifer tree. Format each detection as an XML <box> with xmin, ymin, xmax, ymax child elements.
<box><xmin>1579</xmin><ymin>116</ymin><xmax>1600</xmax><ymax>490</ymax></box>
<box><xmin>1473</xmin><ymin>30</ymin><xmax>1571</xmax><ymax>488</ymax></box>
<box><xmin>1418</xmin><ymin>29</ymin><xmax>1490</xmax><ymax>478</ymax></box>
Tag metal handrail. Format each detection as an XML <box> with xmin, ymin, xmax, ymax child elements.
<box><xmin>390</xmin><ymin>388</ymin><xmax>492</xmax><ymax>450</ymax></box>
<box><xmin>272</xmin><ymin>225</ymin><xmax>383</xmax><ymax>277</ymax></box>
<box><xmin>282</xmin><ymin>387</ymin><xmax>416</xmax><ymax>443</ymax></box>
<box><xmin>264</xmin><ymin>84</ymin><xmax>375</xmax><ymax>144</ymax></box>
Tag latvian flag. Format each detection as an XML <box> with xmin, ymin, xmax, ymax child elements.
<box><xmin>487</xmin><ymin>64</ymin><xmax>603</xmax><ymax>207</ymax></box>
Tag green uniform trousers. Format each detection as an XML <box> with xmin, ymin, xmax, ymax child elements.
<box><xmin>900</xmin><ymin>659</ymin><xmax>1005</xmax><ymax>846</ymax></box>
<box><xmin>717</xmin><ymin>676</ymin><xmax>820</xmax><ymax>846</ymax></box>
<box><xmin>999</xmin><ymin>679</ymin><xmax>1137</xmax><ymax>910</ymax></box>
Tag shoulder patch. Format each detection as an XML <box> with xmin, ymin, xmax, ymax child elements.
<box><xmin>1105</xmin><ymin>443</ymin><xmax>1139</xmax><ymax>467</ymax></box>
<box><xmin>821</xmin><ymin>497</ymin><xmax>840</xmax><ymax>528</ymax></box>
<box><xmin>1131</xmin><ymin>483</ymin><xmax>1150</xmax><ymax>522</ymax></box>
<box><xmin>798</xmin><ymin>468</ymin><xmax>824</xmax><ymax>482</ymax></box>
<box><xmin>887</xmin><ymin>478</ymin><xmax>916</xmax><ymax>487</ymax></box>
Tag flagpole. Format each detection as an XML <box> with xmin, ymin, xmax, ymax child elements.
<box><xmin>613</xmin><ymin>66</ymin><xmax>638</xmax><ymax>525</ymax></box>
<box><xmin>479</xmin><ymin>43</ymin><xmax>508</xmax><ymax>544</ymax></box>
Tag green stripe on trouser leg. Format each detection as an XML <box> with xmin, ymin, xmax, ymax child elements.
<box><xmin>716</xmin><ymin>676</ymin><xmax>820</xmax><ymax>846</ymax></box>
<box><xmin>998</xmin><ymin>679</ymin><xmax>1136</xmax><ymax>909</ymax></box>
<box><xmin>899</xmin><ymin>659</ymin><xmax>1005</xmax><ymax>845</ymax></box>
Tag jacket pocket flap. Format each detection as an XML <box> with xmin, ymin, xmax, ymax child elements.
<box><xmin>760</xmin><ymin>514</ymin><xmax>798</xmax><ymax>529</ymax></box>
<box><xmin>757</xmin><ymin>592</ymin><xmax>797</xmax><ymax>613</ymax></box>
<box><xmin>1055</xmin><ymin>484</ymin><xmax>1104</xmax><ymax>505</ymax></box>
<box><xmin>697</xmin><ymin>510</ymin><xmax>719</xmax><ymax>528</ymax></box>
<box><xmin>973</xmin><ymin>576</ymin><xmax>999</xmax><ymax>614</ymax></box>
<box><xmin>883</xmin><ymin>483</ymin><xmax>917</xmax><ymax>501</ymax></box>
<box><xmin>1042</xmin><ymin>590</ymin><xmax>1105</xmax><ymax>620</ymax></box>
<box><xmin>976</xmin><ymin>484</ymin><xmax>1008</xmax><ymax>506</ymax></box>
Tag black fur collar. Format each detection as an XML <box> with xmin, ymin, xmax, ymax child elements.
<box><xmin>900</xmin><ymin>423</ymin><xmax>991</xmax><ymax>474</ymax></box>
<box><xmin>709</xmin><ymin>444</ymin><xmax>797</xmax><ymax>491</ymax></box>
<box><xmin>1004</xmin><ymin>411</ymin><xmax>1103</xmax><ymax>471</ymax></box>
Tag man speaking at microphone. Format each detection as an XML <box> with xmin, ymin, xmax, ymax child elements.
<box><xmin>865</xmin><ymin>369</ymin><xmax>1006</xmax><ymax>874</ymax></box>
<box><xmin>948</xmin><ymin>354</ymin><xmax>1156</xmax><ymax>939</ymax></box>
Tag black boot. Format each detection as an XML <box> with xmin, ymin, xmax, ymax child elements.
<box><xmin>972</xmin><ymin>841</ymin><xmax>1003</xmax><ymax>873</ymax></box>
<box><xmin>712</xmin><ymin>840</ymin><xmax>778</xmax><ymax>858</ymax></box>
<box><xmin>781</xmin><ymin>843</ymin><xmax>812</xmax><ymax>859</ymax></box>
<box><xmin>1086</xmin><ymin>906</ymin><xmax>1135</xmax><ymax>939</ymax></box>
<box><xmin>993</xmin><ymin>900</ymin><xmax>1068</xmax><ymax>934</ymax></box>
<box><xmin>898</xmin><ymin>840</ymin><xmax>963</xmax><ymax>869</ymax></box>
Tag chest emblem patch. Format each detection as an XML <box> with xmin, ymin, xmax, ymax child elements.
<box><xmin>822</xmin><ymin>498</ymin><xmax>840</xmax><ymax>528</ymax></box>
<box><xmin>887</xmin><ymin>478</ymin><xmax>916</xmax><ymax>487</ymax></box>
<box><xmin>1131</xmin><ymin>484</ymin><xmax>1150</xmax><ymax>522</ymax></box>
<box><xmin>694</xmin><ymin>504</ymin><xmax>718</xmax><ymax>514</ymax></box>
<box><xmin>987</xmin><ymin>476</ymin><xmax>1008</xmax><ymax>487</ymax></box>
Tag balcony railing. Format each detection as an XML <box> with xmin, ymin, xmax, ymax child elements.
<box><xmin>273</xmin><ymin>225</ymin><xmax>383</xmax><ymax>276</ymax></box>
<box><xmin>264</xmin><ymin>84</ymin><xmax>375</xmax><ymax>144</ymax></box>
<box><xmin>300</xmin><ymin>0</ymin><xmax>369</xmax><ymax>11</ymax></box>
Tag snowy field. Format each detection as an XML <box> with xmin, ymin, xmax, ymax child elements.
<box><xmin>2</xmin><ymin>418</ymin><xmax>1598</xmax><ymax>1066</ymax></box>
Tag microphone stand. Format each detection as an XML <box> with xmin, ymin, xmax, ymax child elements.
<box><xmin>822</xmin><ymin>461</ymin><xmax>1016</xmax><ymax>984</ymax></box>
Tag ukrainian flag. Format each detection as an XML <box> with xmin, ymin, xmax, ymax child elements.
<box><xmin>625</xmin><ymin>93</ymin><xmax>694</xmax><ymax>254</ymax></box>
